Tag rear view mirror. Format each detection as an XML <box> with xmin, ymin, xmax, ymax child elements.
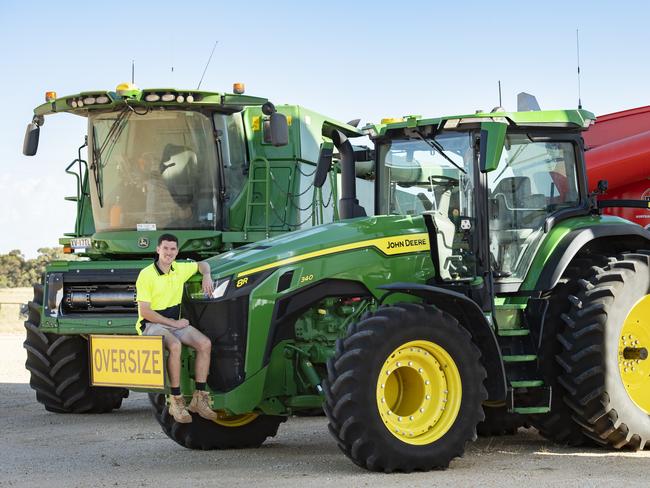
<box><xmin>23</xmin><ymin>123</ymin><xmax>40</xmax><ymax>156</ymax></box>
<box><xmin>479</xmin><ymin>121</ymin><xmax>507</xmax><ymax>173</ymax></box>
<box><xmin>269</xmin><ymin>112</ymin><xmax>289</xmax><ymax>147</ymax></box>
<box><xmin>314</xmin><ymin>141</ymin><xmax>334</xmax><ymax>188</ymax></box>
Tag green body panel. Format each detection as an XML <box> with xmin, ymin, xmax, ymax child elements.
<box><xmin>180</xmin><ymin>215</ymin><xmax>434</xmax><ymax>413</ymax></box>
<box><xmin>520</xmin><ymin>214</ymin><xmax>632</xmax><ymax>290</ymax></box>
<box><xmin>205</xmin><ymin>215</ymin><xmax>432</xmax><ymax>280</ymax></box>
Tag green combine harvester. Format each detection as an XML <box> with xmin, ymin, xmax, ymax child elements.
<box><xmin>22</xmin><ymin>82</ymin><xmax>363</xmax><ymax>413</ymax></box>
<box><xmin>144</xmin><ymin>106</ymin><xmax>649</xmax><ymax>471</ymax></box>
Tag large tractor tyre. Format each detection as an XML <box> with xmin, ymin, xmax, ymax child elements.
<box><xmin>530</xmin><ymin>254</ymin><xmax>610</xmax><ymax>446</ymax></box>
<box><xmin>477</xmin><ymin>405</ymin><xmax>528</xmax><ymax>437</ymax></box>
<box><xmin>149</xmin><ymin>393</ymin><xmax>172</xmax><ymax>436</ymax></box>
<box><xmin>158</xmin><ymin>403</ymin><xmax>285</xmax><ymax>450</ymax></box>
<box><xmin>23</xmin><ymin>283</ymin><xmax>128</xmax><ymax>413</ymax></box>
<box><xmin>323</xmin><ymin>302</ymin><xmax>487</xmax><ymax>472</ymax></box>
<box><xmin>558</xmin><ymin>251</ymin><xmax>650</xmax><ymax>449</ymax></box>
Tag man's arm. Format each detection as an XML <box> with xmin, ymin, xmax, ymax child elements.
<box><xmin>198</xmin><ymin>261</ymin><xmax>214</xmax><ymax>296</ymax></box>
<box><xmin>139</xmin><ymin>301</ymin><xmax>188</xmax><ymax>328</ymax></box>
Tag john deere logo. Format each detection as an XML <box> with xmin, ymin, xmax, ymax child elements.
<box><xmin>138</xmin><ymin>237</ymin><xmax>150</xmax><ymax>248</ymax></box>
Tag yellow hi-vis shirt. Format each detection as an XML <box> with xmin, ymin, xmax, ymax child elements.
<box><xmin>135</xmin><ymin>260</ymin><xmax>198</xmax><ymax>334</ymax></box>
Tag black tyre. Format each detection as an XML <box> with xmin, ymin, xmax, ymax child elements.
<box><xmin>530</xmin><ymin>254</ymin><xmax>609</xmax><ymax>445</ymax></box>
<box><xmin>149</xmin><ymin>393</ymin><xmax>173</xmax><ymax>436</ymax></box>
<box><xmin>477</xmin><ymin>405</ymin><xmax>528</xmax><ymax>436</ymax></box>
<box><xmin>558</xmin><ymin>251</ymin><xmax>650</xmax><ymax>449</ymax></box>
<box><xmin>23</xmin><ymin>282</ymin><xmax>128</xmax><ymax>413</ymax></box>
<box><xmin>156</xmin><ymin>401</ymin><xmax>285</xmax><ymax>450</ymax></box>
<box><xmin>323</xmin><ymin>303</ymin><xmax>487</xmax><ymax>472</ymax></box>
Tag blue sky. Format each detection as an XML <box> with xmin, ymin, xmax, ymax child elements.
<box><xmin>1</xmin><ymin>0</ymin><xmax>649</xmax><ymax>257</ymax></box>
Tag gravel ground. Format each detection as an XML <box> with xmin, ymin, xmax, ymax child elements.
<box><xmin>1</xmin><ymin>332</ymin><xmax>649</xmax><ymax>488</ymax></box>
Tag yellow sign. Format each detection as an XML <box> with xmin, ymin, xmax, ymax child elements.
<box><xmin>90</xmin><ymin>335</ymin><xmax>165</xmax><ymax>389</ymax></box>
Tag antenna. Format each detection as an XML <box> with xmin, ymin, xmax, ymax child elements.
<box><xmin>197</xmin><ymin>40</ymin><xmax>219</xmax><ymax>90</ymax></box>
<box><xmin>131</xmin><ymin>60</ymin><xmax>135</xmax><ymax>84</ymax></box>
<box><xmin>576</xmin><ymin>28</ymin><xmax>582</xmax><ymax>109</ymax></box>
<box><xmin>498</xmin><ymin>80</ymin><xmax>502</xmax><ymax>107</ymax></box>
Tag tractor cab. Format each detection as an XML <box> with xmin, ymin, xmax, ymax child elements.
<box><xmin>364</xmin><ymin>110</ymin><xmax>594</xmax><ymax>297</ymax></box>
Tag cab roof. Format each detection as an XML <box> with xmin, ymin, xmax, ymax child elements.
<box><xmin>364</xmin><ymin>108</ymin><xmax>596</xmax><ymax>139</ymax></box>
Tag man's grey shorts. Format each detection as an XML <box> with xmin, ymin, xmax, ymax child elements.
<box><xmin>142</xmin><ymin>322</ymin><xmax>194</xmax><ymax>340</ymax></box>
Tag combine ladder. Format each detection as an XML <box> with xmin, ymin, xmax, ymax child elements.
<box><xmin>243</xmin><ymin>157</ymin><xmax>271</xmax><ymax>240</ymax></box>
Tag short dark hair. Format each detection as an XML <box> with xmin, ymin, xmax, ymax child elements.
<box><xmin>157</xmin><ymin>233</ymin><xmax>179</xmax><ymax>246</ymax></box>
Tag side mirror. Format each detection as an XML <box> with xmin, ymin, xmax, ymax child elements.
<box><xmin>313</xmin><ymin>141</ymin><xmax>334</xmax><ymax>188</ymax></box>
<box><xmin>269</xmin><ymin>112</ymin><xmax>289</xmax><ymax>147</ymax></box>
<box><xmin>479</xmin><ymin>121</ymin><xmax>507</xmax><ymax>172</ymax></box>
<box><xmin>23</xmin><ymin>123</ymin><xmax>40</xmax><ymax>156</ymax></box>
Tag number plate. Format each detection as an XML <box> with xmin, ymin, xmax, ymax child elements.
<box><xmin>70</xmin><ymin>237</ymin><xmax>92</xmax><ymax>249</ymax></box>
<box><xmin>89</xmin><ymin>335</ymin><xmax>165</xmax><ymax>389</ymax></box>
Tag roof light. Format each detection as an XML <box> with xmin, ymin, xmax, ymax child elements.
<box><xmin>83</xmin><ymin>97</ymin><xmax>96</xmax><ymax>105</ymax></box>
<box><xmin>71</xmin><ymin>100</ymin><xmax>78</xmax><ymax>108</ymax></box>
<box><xmin>96</xmin><ymin>95</ymin><xmax>110</xmax><ymax>104</ymax></box>
<box><xmin>145</xmin><ymin>93</ymin><xmax>161</xmax><ymax>102</ymax></box>
<box><xmin>233</xmin><ymin>82</ymin><xmax>245</xmax><ymax>94</ymax></box>
<box><xmin>77</xmin><ymin>99</ymin><xmax>84</xmax><ymax>108</ymax></box>
<box><xmin>176</xmin><ymin>95</ymin><xmax>185</xmax><ymax>103</ymax></box>
<box><xmin>186</xmin><ymin>94</ymin><xmax>194</xmax><ymax>103</ymax></box>
<box><xmin>45</xmin><ymin>91</ymin><xmax>57</xmax><ymax>102</ymax></box>
<box><xmin>161</xmin><ymin>93</ymin><xmax>175</xmax><ymax>102</ymax></box>
<box><xmin>116</xmin><ymin>82</ymin><xmax>138</xmax><ymax>97</ymax></box>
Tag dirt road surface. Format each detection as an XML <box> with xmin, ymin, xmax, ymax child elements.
<box><xmin>1</xmin><ymin>332</ymin><xmax>649</xmax><ymax>488</ymax></box>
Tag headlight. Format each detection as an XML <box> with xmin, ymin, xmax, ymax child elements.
<box><xmin>211</xmin><ymin>278</ymin><xmax>230</xmax><ymax>299</ymax></box>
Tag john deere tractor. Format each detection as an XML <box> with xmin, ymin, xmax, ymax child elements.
<box><xmin>21</xmin><ymin>82</ymin><xmax>363</xmax><ymax>414</ymax></box>
<box><xmin>145</xmin><ymin>105</ymin><xmax>650</xmax><ymax>472</ymax></box>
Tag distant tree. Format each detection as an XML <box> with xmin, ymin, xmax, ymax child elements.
<box><xmin>0</xmin><ymin>248</ymin><xmax>78</xmax><ymax>288</ymax></box>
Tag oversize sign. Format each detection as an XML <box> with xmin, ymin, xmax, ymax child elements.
<box><xmin>89</xmin><ymin>335</ymin><xmax>165</xmax><ymax>389</ymax></box>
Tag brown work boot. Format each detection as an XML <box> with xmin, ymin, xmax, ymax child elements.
<box><xmin>188</xmin><ymin>390</ymin><xmax>218</xmax><ymax>421</ymax></box>
<box><xmin>168</xmin><ymin>395</ymin><xmax>192</xmax><ymax>423</ymax></box>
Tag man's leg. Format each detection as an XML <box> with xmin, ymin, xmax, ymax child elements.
<box><xmin>176</xmin><ymin>326</ymin><xmax>212</xmax><ymax>383</ymax></box>
<box><xmin>175</xmin><ymin>326</ymin><xmax>218</xmax><ymax>421</ymax></box>
<box><xmin>143</xmin><ymin>324</ymin><xmax>191</xmax><ymax>423</ymax></box>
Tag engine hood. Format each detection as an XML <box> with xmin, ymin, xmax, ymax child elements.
<box><xmin>206</xmin><ymin>215</ymin><xmax>430</xmax><ymax>280</ymax></box>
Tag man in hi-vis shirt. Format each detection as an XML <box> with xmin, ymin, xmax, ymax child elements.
<box><xmin>136</xmin><ymin>233</ymin><xmax>217</xmax><ymax>423</ymax></box>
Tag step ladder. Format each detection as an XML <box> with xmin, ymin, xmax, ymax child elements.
<box><xmin>243</xmin><ymin>157</ymin><xmax>271</xmax><ymax>239</ymax></box>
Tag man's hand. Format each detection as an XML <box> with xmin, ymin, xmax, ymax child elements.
<box><xmin>175</xmin><ymin>318</ymin><xmax>190</xmax><ymax>329</ymax></box>
<box><xmin>201</xmin><ymin>271</ymin><xmax>214</xmax><ymax>297</ymax></box>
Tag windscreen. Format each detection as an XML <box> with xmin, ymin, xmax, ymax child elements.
<box><xmin>88</xmin><ymin>110</ymin><xmax>220</xmax><ymax>231</ymax></box>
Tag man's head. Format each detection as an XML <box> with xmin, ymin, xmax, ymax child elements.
<box><xmin>156</xmin><ymin>233</ymin><xmax>179</xmax><ymax>267</ymax></box>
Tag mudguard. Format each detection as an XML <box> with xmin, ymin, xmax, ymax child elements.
<box><xmin>535</xmin><ymin>223</ymin><xmax>650</xmax><ymax>291</ymax></box>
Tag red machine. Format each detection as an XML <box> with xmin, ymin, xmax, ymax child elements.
<box><xmin>584</xmin><ymin>105</ymin><xmax>650</xmax><ymax>228</ymax></box>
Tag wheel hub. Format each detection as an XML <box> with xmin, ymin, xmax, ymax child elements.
<box><xmin>618</xmin><ymin>294</ymin><xmax>650</xmax><ymax>414</ymax></box>
<box><xmin>375</xmin><ymin>340</ymin><xmax>462</xmax><ymax>446</ymax></box>
<box><xmin>213</xmin><ymin>412</ymin><xmax>258</xmax><ymax>427</ymax></box>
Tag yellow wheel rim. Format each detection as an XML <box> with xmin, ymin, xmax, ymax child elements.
<box><xmin>375</xmin><ymin>340</ymin><xmax>462</xmax><ymax>446</ymax></box>
<box><xmin>618</xmin><ymin>294</ymin><xmax>650</xmax><ymax>414</ymax></box>
<box><xmin>212</xmin><ymin>412</ymin><xmax>258</xmax><ymax>427</ymax></box>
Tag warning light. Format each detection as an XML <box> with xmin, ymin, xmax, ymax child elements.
<box><xmin>233</xmin><ymin>82</ymin><xmax>245</xmax><ymax>94</ymax></box>
<box><xmin>116</xmin><ymin>82</ymin><xmax>139</xmax><ymax>97</ymax></box>
<box><xmin>45</xmin><ymin>91</ymin><xmax>57</xmax><ymax>102</ymax></box>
